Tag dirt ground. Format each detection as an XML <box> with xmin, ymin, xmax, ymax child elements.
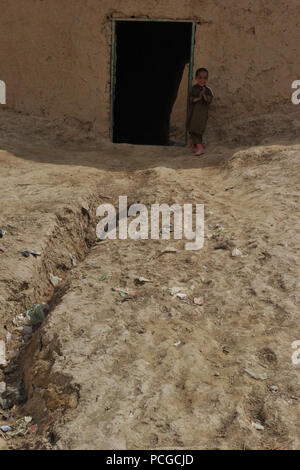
<box><xmin>0</xmin><ymin>109</ymin><xmax>300</xmax><ymax>450</ymax></box>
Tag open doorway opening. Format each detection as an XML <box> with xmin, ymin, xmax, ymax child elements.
<box><xmin>112</xmin><ymin>20</ymin><xmax>194</xmax><ymax>146</ymax></box>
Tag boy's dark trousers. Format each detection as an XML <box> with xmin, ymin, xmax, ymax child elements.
<box><xmin>189</xmin><ymin>132</ymin><xmax>203</xmax><ymax>145</ymax></box>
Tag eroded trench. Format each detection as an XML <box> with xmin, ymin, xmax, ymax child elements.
<box><xmin>0</xmin><ymin>183</ymin><xmax>144</xmax><ymax>448</ymax></box>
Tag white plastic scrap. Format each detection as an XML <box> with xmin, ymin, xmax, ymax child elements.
<box><xmin>169</xmin><ymin>287</ymin><xmax>184</xmax><ymax>296</ymax></box>
<box><xmin>245</xmin><ymin>368</ymin><xmax>268</xmax><ymax>381</ymax></box>
<box><xmin>232</xmin><ymin>248</ymin><xmax>243</xmax><ymax>257</ymax></box>
<box><xmin>136</xmin><ymin>277</ymin><xmax>152</xmax><ymax>283</ymax></box>
<box><xmin>69</xmin><ymin>253</ymin><xmax>77</xmax><ymax>267</ymax></box>
<box><xmin>0</xmin><ymin>340</ymin><xmax>6</xmax><ymax>367</ymax></box>
<box><xmin>175</xmin><ymin>293</ymin><xmax>187</xmax><ymax>300</ymax></box>
<box><xmin>252</xmin><ymin>422</ymin><xmax>264</xmax><ymax>431</ymax></box>
<box><xmin>50</xmin><ymin>273</ymin><xmax>62</xmax><ymax>287</ymax></box>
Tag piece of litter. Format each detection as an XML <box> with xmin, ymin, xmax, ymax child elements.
<box><xmin>175</xmin><ymin>293</ymin><xmax>187</xmax><ymax>300</ymax></box>
<box><xmin>69</xmin><ymin>253</ymin><xmax>77</xmax><ymax>267</ymax></box>
<box><xmin>26</xmin><ymin>303</ymin><xmax>49</xmax><ymax>325</ymax></box>
<box><xmin>99</xmin><ymin>274</ymin><xmax>107</xmax><ymax>281</ymax></box>
<box><xmin>119</xmin><ymin>291</ymin><xmax>126</xmax><ymax>298</ymax></box>
<box><xmin>0</xmin><ymin>247</ymin><xmax>5</xmax><ymax>253</ymax></box>
<box><xmin>245</xmin><ymin>368</ymin><xmax>268</xmax><ymax>381</ymax></box>
<box><xmin>232</xmin><ymin>248</ymin><xmax>243</xmax><ymax>257</ymax></box>
<box><xmin>0</xmin><ymin>230</ymin><xmax>3</xmax><ymax>238</ymax></box>
<box><xmin>28</xmin><ymin>424</ymin><xmax>38</xmax><ymax>434</ymax></box>
<box><xmin>160</xmin><ymin>247</ymin><xmax>177</xmax><ymax>255</ymax></box>
<box><xmin>21</xmin><ymin>250</ymin><xmax>41</xmax><ymax>258</ymax></box>
<box><xmin>0</xmin><ymin>341</ymin><xmax>7</xmax><ymax>367</ymax></box>
<box><xmin>0</xmin><ymin>426</ymin><xmax>12</xmax><ymax>433</ymax></box>
<box><xmin>174</xmin><ymin>341</ymin><xmax>182</xmax><ymax>347</ymax></box>
<box><xmin>169</xmin><ymin>287</ymin><xmax>184</xmax><ymax>296</ymax></box>
<box><xmin>113</xmin><ymin>287</ymin><xmax>129</xmax><ymax>294</ymax></box>
<box><xmin>6</xmin><ymin>332</ymin><xmax>11</xmax><ymax>343</ymax></box>
<box><xmin>251</xmin><ymin>422</ymin><xmax>264</xmax><ymax>431</ymax></box>
<box><xmin>270</xmin><ymin>385</ymin><xmax>278</xmax><ymax>393</ymax></box>
<box><xmin>225</xmin><ymin>186</ymin><xmax>234</xmax><ymax>191</ymax></box>
<box><xmin>24</xmin><ymin>416</ymin><xmax>33</xmax><ymax>425</ymax></box>
<box><xmin>135</xmin><ymin>277</ymin><xmax>152</xmax><ymax>285</ymax></box>
<box><xmin>194</xmin><ymin>297</ymin><xmax>204</xmax><ymax>306</ymax></box>
<box><xmin>50</xmin><ymin>273</ymin><xmax>62</xmax><ymax>287</ymax></box>
<box><xmin>0</xmin><ymin>381</ymin><xmax>6</xmax><ymax>394</ymax></box>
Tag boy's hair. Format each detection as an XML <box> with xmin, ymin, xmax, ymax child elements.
<box><xmin>196</xmin><ymin>68</ymin><xmax>209</xmax><ymax>78</ymax></box>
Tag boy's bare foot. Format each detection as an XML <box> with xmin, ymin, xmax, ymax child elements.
<box><xmin>195</xmin><ymin>144</ymin><xmax>205</xmax><ymax>156</ymax></box>
<box><xmin>190</xmin><ymin>142</ymin><xmax>197</xmax><ymax>153</ymax></box>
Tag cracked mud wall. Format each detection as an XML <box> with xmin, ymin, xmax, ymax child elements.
<box><xmin>0</xmin><ymin>0</ymin><xmax>299</xmax><ymax>140</ymax></box>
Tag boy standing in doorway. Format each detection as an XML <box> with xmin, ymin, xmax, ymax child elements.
<box><xmin>187</xmin><ymin>68</ymin><xmax>213</xmax><ymax>156</ymax></box>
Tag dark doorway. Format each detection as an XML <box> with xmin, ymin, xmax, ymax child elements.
<box><xmin>112</xmin><ymin>21</ymin><xmax>193</xmax><ymax>145</ymax></box>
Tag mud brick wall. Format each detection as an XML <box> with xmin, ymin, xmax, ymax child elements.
<box><xmin>0</xmin><ymin>0</ymin><xmax>299</xmax><ymax>139</ymax></box>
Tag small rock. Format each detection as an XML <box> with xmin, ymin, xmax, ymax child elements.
<box><xmin>270</xmin><ymin>385</ymin><xmax>278</xmax><ymax>393</ymax></box>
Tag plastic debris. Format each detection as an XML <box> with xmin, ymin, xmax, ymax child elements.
<box><xmin>0</xmin><ymin>382</ymin><xmax>6</xmax><ymax>393</ymax></box>
<box><xmin>21</xmin><ymin>250</ymin><xmax>41</xmax><ymax>258</ymax></box>
<box><xmin>26</xmin><ymin>303</ymin><xmax>49</xmax><ymax>325</ymax></box>
<box><xmin>69</xmin><ymin>253</ymin><xmax>77</xmax><ymax>267</ymax></box>
<box><xmin>0</xmin><ymin>426</ymin><xmax>12</xmax><ymax>433</ymax></box>
<box><xmin>169</xmin><ymin>287</ymin><xmax>185</xmax><ymax>296</ymax></box>
<box><xmin>134</xmin><ymin>277</ymin><xmax>152</xmax><ymax>285</ymax></box>
<box><xmin>0</xmin><ymin>229</ymin><xmax>3</xmax><ymax>238</ymax></box>
<box><xmin>245</xmin><ymin>368</ymin><xmax>268</xmax><ymax>381</ymax></box>
<box><xmin>3</xmin><ymin>416</ymin><xmax>33</xmax><ymax>437</ymax></box>
<box><xmin>225</xmin><ymin>186</ymin><xmax>234</xmax><ymax>191</ymax></box>
<box><xmin>232</xmin><ymin>248</ymin><xmax>243</xmax><ymax>257</ymax></box>
<box><xmin>175</xmin><ymin>293</ymin><xmax>187</xmax><ymax>300</ymax></box>
<box><xmin>194</xmin><ymin>297</ymin><xmax>204</xmax><ymax>306</ymax></box>
<box><xmin>99</xmin><ymin>274</ymin><xmax>107</xmax><ymax>281</ymax></box>
<box><xmin>174</xmin><ymin>341</ymin><xmax>182</xmax><ymax>347</ymax></box>
<box><xmin>214</xmin><ymin>244</ymin><xmax>228</xmax><ymax>250</ymax></box>
<box><xmin>0</xmin><ymin>382</ymin><xmax>26</xmax><ymax>410</ymax></box>
<box><xmin>159</xmin><ymin>247</ymin><xmax>177</xmax><ymax>255</ymax></box>
<box><xmin>0</xmin><ymin>341</ymin><xmax>6</xmax><ymax>367</ymax></box>
<box><xmin>251</xmin><ymin>422</ymin><xmax>264</xmax><ymax>431</ymax></box>
<box><xmin>12</xmin><ymin>313</ymin><xmax>26</xmax><ymax>327</ymax></box>
<box><xmin>212</xmin><ymin>227</ymin><xmax>224</xmax><ymax>238</ymax></box>
<box><xmin>50</xmin><ymin>273</ymin><xmax>62</xmax><ymax>287</ymax></box>
<box><xmin>28</xmin><ymin>424</ymin><xmax>38</xmax><ymax>434</ymax></box>
<box><xmin>270</xmin><ymin>385</ymin><xmax>278</xmax><ymax>393</ymax></box>
<box><xmin>6</xmin><ymin>332</ymin><xmax>11</xmax><ymax>344</ymax></box>
<box><xmin>208</xmin><ymin>225</ymin><xmax>224</xmax><ymax>240</ymax></box>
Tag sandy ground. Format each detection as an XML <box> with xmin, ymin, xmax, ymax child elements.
<box><xmin>0</xmin><ymin>109</ymin><xmax>300</xmax><ymax>450</ymax></box>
